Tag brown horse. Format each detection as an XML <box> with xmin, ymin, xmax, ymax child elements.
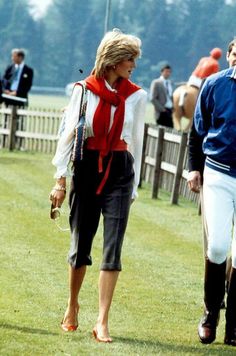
<box><xmin>172</xmin><ymin>84</ymin><xmax>199</xmax><ymax>131</ymax></box>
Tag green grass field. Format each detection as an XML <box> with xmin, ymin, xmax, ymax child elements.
<box><xmin>28</xmin><ymin>94</ymin><xmax>69</xmax><ymax>110</ymax></box>
<box><xmin>0</xmin><ymin>150</ymin><xmax>235</xmax><ymax>355</ymax></box>
<box><xmin>28</xmin><ymin>94</ymin><xmax>154</xmax><ymax>123</ymax></box>
<box><xmin>28</xmin><ymin>93</ymin><xmax>191</xmax><ymax>129</ymax></box>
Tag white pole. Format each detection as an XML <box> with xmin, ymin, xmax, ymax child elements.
<box><xmin>104</xmin><ymin>0</ymin><xmax>112</xmax><ymax>34</ymax></box>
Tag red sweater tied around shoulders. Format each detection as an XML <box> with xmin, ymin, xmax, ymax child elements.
<box><xmin>79</xmin><ymin>75</ymin><xmax>140</xmax><ymax>194</ymax></box>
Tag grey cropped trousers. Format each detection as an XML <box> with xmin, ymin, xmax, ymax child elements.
<box><xmin>68</xmin><ymin>149</ymin><xmax>134</xmax><ymax>271</ymax></box>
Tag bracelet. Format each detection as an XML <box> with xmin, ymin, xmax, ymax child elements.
<box><xmin>53</xmin><ymin>184</ymin><xmax>66</xmax><ymax>192</ymax></box>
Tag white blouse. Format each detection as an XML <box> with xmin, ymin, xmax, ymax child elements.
<box><xmin>52</xmin><ymin>80</ymin><xmax>147</xmax><ymax>199</ymax></box>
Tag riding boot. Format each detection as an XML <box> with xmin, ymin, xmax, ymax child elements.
<box><xmin>198</xmin><ymin>259</ymin><xmax>226</xmax><ymax>344</ymax></box>
<box><xmin>224</xmin><ymin>268</ymin><xmax>236</xmax><ymax>346</ymax></box>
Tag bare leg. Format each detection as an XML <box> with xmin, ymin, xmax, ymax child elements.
<box><xmin>62</xmin><ymin>265</ymin><xmax>86</xmax><ymax>328</ymax></box>
<box><xmin>93</xmin><ymin>270</ymin><xmax>119</xmax><ymax>342</ymax></box>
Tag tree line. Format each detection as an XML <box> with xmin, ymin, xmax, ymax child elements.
<box><xmin>0</xmin><ymin>0</ymin><xmax>235</xmax><ymax>90</ymax></box>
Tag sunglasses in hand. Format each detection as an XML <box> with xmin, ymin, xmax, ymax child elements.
<box><xmin>50</xmin><ymin>204</ymin><xmax>61</xmax><ymax>219</ymax></box>
<box><xmin>50</xmin><ymin>204</ymin><xmax>70</xmax><ymax>232</ymax></box>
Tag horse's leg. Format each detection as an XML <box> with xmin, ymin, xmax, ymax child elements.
<box><xmin>183</xmin><ymin>117</ymin><xmax>193</xmax><ymax>132</ymax></box>
<box><xmin>183</xmin><ymin>87</ymin><xmax>199</xmax><ymax>132</ymax></box>
<box><xmin>172</xmin><ymin>107</ymin><xmax>182</xmax><ymax>131</ymax></box>
<box><xmin>173</xmin><ymin>86</ymin><xmax>188</xmax><ymax>131</ymax></box>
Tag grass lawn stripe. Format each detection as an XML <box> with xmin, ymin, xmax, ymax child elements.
<box><xmin>0</xmin><ymin>150</ymin><xmax>235</xmax><ymax>355</ymax></box>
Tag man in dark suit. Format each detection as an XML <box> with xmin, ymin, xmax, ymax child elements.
<box><xmin>2</xmin><ymin>48</ymin><xmax>33</xmax><ymax>107</ymax></box>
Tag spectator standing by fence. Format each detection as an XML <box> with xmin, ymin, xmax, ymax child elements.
<box><xmin>150</xmin><ymin>64</ymin><xmax>173</xmax><ymax>128</ymax></box>
<box><xmin>2</xmin><ymin>48</ymin><xmax>33</xmax><ymax>107</ymax></box>
<box><xmin>49</xmin><ymin>29</ymin><xmax>147</xmax><ymax>342</ymax></box>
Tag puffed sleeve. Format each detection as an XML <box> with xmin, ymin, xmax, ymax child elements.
<box><xmin>52</xmin><ymin>84</ymin><xmax>83</xmax><ymax>178</ymax></box>
<box><xmin>129</xmin><ymin>89</ymin><xmax>147</xmax><ymax>199</ymax></box>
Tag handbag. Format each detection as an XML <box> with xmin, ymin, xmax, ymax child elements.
<box><xmin>71</xmin><ymin>81</ymin><xmax>87</xmax><ymax>162</ymax></box>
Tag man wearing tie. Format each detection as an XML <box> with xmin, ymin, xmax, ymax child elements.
<box><xmin>150</xmin><ymin>64</ymin><xmax>173</xmax><ymax>128</ymax></box>
<box><xmin>2</xmin><ymin>48</ymin><xmax>34</xmax><ymax>107</ymax></box>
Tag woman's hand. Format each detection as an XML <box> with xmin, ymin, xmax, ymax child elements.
<box><xmin>49</xmin><ymin>177</ymin><xmax>67</xmax><ymax>208</ymax></box>
<box><xmin>49</xmin><ymin>188</ymin><xmax>66</xmax><ymax>208</ymax></box>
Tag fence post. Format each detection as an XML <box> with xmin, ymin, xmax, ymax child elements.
<box><xmin>139</xmin><ymin>123</ymin><xmax>149</xmax><ymax>188</ymax></box>
<box><xmin>152</xmin><ymin>127</ymin><xmax>165</xmax><ymax>199</ymax></box>
<box><xmin>170</xmin><ymin>132</ymin><xmax>188</xmax><ymax>204</ymax></box>
<box><xmin>8</xmin><ymin>106</ymin><xmax>17</xmax><ymax>151</ymax></box>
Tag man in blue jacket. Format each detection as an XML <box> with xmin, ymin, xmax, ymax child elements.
<box><xmin>188</xmin><ymin>38</ymin><xmax>236</xmax><ymax>347</ymax></box>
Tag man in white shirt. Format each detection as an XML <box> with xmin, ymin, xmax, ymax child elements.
<box><xmin>2</xmin><ymin>48</ymin><xmax>33</xmax><ymax>107</ymax></box>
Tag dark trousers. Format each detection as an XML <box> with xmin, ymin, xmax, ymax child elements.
<box><xmin>157</xmin><ymin>108</ymin><xmax>173</xmax><ymax>128</ymax></box>
<box><xmin>68</xmin><ymin>149</ymin><xmax>134</xmax><ymax>271</ymax></box>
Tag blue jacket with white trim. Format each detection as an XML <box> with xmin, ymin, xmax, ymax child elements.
<box><xmin>194</xmin><ymin>66</ymin><xmax>236</xmax><ymax>167</ymax></box>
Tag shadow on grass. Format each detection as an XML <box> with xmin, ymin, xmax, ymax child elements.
<box><xmin>115</xmin><ymin>336</ymin><xmax>236</xmax><ymax>355</ymax></box>
<box><xmin>0</xmin><ymin>321</ymin><xmax>58</xmax><ymax>336</ymax></box>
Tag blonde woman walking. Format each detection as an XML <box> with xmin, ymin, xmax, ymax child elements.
<box><xmin>50</xmin><ymin>29</ymin><xmax>146</xmax><ymax>342</ymax></box>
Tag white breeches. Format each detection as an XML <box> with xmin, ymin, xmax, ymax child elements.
<box><xmin>187</xmin><ymin>75</ymin><xmax>202</xmax><ymax>89</ymax></box>
<box><xmin>203</xmin><ymin>166</ymin><xmax>236</xmax><ymax>267</ymax></box>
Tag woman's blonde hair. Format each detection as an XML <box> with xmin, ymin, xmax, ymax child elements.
<box><xmin>93</xmin><ymin>29</ymin><xmax>142</xmax><ymax>78</ymax></box>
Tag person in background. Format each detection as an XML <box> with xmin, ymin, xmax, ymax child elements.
<box><xmin>49</xmin><ymin>29</ymin><xmax>147</xmax><ymax>343</ymax></box>
<box><xmin>173</xmin><ymin>48</ymin><xmax>222</xmax><ymax>131</ymax></box>
<box><xmin>150</xmin><ymin>64</ymin><xmax>173</xmax><ymax>128</ymax></box>
<box><xmin>187</xmin><ymin>47</ymin><xmax>222</xmax><ymax>89</ymax></box>
<box><xmin>187</xmin><ymin>38</ymin><xmax>236</xmax><ymax>347</ymax></box>
<box><xmin>2</xmin><ymin>48</ymin><xmax>34</xmax><ymax>106</ymax></box>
